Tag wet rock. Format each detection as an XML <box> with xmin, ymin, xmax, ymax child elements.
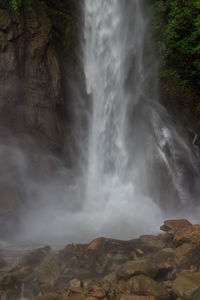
<box><xmin>128</xmin><ymin>275</ymin><xmax>170</xmax><ymax>300</ymax></box>
<box><xmin>156</xmin><ymin>262</ymin><xmax>174</xmax><ymax>281</ymax></box>
<box><xmin>0</xmin><ymin>274</ymin><xmax>18</xmax><ymax>289</ymax></box>
<box><xmin>171</xmin><ymin>272</ymin><xmax>200</xmax><ymax>299</ymax></box>
<box><xmin>139</xmin><ymin>235</ymin><xmax>165</xmax><ymax>251</ymax></box>
<box><xmin>113</xmin><ymin>253</ymin><xmax>129</xmax><ymax>264</ymax></box>
<box><xmin>103</xmin><ymin>272</ymin><xmax>117</xmax><ymax>284</ymax></box>
<box><xmin>61</xmin><ymin>295</ymin><xmax>85</xmax><ymax>300</ymax></box>
<box><xmin>121</xmin><ymin>296</ymin><xmax>156</xmax><ymax>300</ymax></box>
<box><xmin>1</xmin><ymin>219</ymin><xmax>200</xmax><ymax>299</ymax></box>
<box><xmin>89</xmin><ymin>285</ymin><xmax>107</xmax><ymax>298</ymax></box>
<box><xmin>151</xmin><ymin>248</ymin><xmax>174</xmax><ymax>265</ymax></box>
<box><xmin>34</xmin><ymin>256</ymin><xmax>60</xmax><ymax>287</ymax></box>
<box><xmin>39</xmin><ymin>292</ymin><xmax>61</xmax><ymax>300</ymax></box>
<box><xmin>68</xmin><ymin>278</ymin><xmax>83</xmax><ymax>289</ymax></box>
<box><xmin>160</xmin><ymin>220</ymin><xmax>192</xmax><ymax>236</ymax></box>
<box><xmin>117</xmin><ymin>260</ymin><xmax>158</xmax><ymax>280</ymax></box>
<box><xmin>174</xmin><ymin>224</ymin><xmax>200</xmax><ymax>246</ymax></box>
<box><xmin>174</xmin><ymin>242</ymin><xmax>200</xmax><ymax>268</ymax></box>
<box><xmin>19</xmin><ymin>246</ymin><xmax>51</xmax><ymax>270</ymax></box>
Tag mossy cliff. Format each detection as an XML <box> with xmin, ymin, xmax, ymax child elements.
<box><xmin>153</xmin><ymin>0</ymin><xmax>200</xmax><ymax>137</ymax></box>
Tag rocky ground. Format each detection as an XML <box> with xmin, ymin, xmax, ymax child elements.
<box><xmin>0</xmin><ymin>219</ymin><xmax>200</xmax><ymax>300</ymax></box>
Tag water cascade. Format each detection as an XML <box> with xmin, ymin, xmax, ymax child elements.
<box><xmin>83</xmin><ymin>0</ymin><xmax>200</xmax><ymax>237</ymax></box>
<box><xmin>9</xmin><ymin>0</ymin><xmax>200</xmax><ymax>246</ymax></box>
<box><xmin>20</xmin><ymin>282</ymin><xmax>27</xmax><ymax>300</ymax></box>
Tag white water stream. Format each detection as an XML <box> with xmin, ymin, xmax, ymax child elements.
<box><xmin>82</xmin><ymin>0</ymin><xmax>200</xmax><ymax>236</ymax></box>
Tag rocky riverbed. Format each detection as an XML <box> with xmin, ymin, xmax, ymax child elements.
<box><xmin>0</xmin><ymin>219</ymin><xmax>200</xmax><ymax>300</ymax></box>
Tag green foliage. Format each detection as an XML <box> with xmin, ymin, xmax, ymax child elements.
<box><xmin>9</xmin><ymin>0</ymin><xmax>34</xmax><ymax>11</ymax></box>
<box><xmin>10</xmin><ymin>0</ymin><xmax>21</xmax><ymax>11</ymax></box>
<box><xmin>154</xmin><ymin>0</ymin><xmax>200</xmax><ymax>88</ymax></box>
<box><xmin>24</xmin><ymin>0</ymin><xmax>33</xmax><ymax>11</ymax></box>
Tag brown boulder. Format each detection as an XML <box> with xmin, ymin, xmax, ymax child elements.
<box><xmin>103</xmin><ymin>272</ymin><xmax>117</xmax><ymax>284</ymax></box>
<box><xmin>39</xmin><ymin>293</ymin><xmax>61</xmax><ymax>300</ymax></box>
<box><xmin>121</xmin><ymin>296</ymin><xmax>156</xmax><ymax>300</ymax></box>
<box><xmin>160</xmin><ymin>220</ymin><xmax>192</xmax><ymax>235</ymax></box>
<box><xmin>89</xmin><ymin>285</ymin><xmax>107</xmax><ymax>298</ymax></box>
<box><xmin>139</xmin><ymin>235</ymin><xmax>165</xmax><ymax>251</ymax></box>
<box><xmin>34</xmin><ymin>257</ymin><xmax>60</xmax><ymax>287</ymax></box>
<box><xmin>19</xmin><ymin>246</ymin><xmax>51</xmax><ymax>269</ymax></box>
<box><xmin>174</xmin><ymin>224</ymin><xmax>200</xmax><ymax>246</ymax></box>
<box><xmin>171</xmin><ymin>272</ymin><xmax>200</xmax><ymax>299</ymax></box>
<box><xmin>174</xmin><ymin>242</ymin><xmax>200</xmax><ymax>268</ymax></box>
<box><xmin>88</xmin><ymin>239</ymin><xmax>101</xmax><ymax>250</ymax></box>
<box><xmin>0</xmin><ymin>274</ymin><xmax>19</xmax><ymax>289</ymax></box>
<box><xmin>117</xmin><ymin>260</ymin><xmax>158</xmax><ymax>280</ymax></box>
<box><xmin>151</xmin><ymin>248</ymin><xmax>174</xmax><ymax>265</ymax></box>
<box><xmin>68</xmin><ymin>278</ymin><xmax>82</xmax><ymax>289</ymax></box>
<box><xmin>128</xmin><ymin>275</ymin><xmax>170</xmax><ymax>300</ymax></box>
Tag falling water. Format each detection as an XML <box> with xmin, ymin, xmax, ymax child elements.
<box><xmin>3</xmin><ymin>0</ymin><xmax>200</xmax><ymax>247</ymax></box>
<box><xmin>83</xmin><ymin>0</ymin><xmax>200</xmax><ymax>236</ymax></box>
<box><xmin>20</xmin><ymin>282</ymin><xmax>27</xmax><ymax>300</ymax></box>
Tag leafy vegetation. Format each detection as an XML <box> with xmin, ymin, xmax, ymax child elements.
<box><xmin>153</xmin><ymin>0</ymin><xmax>200</xmax><ymax>88</ymax></box>
<box><xmin>8</xmin><ymin>0</ymin><xmax>34</xmax><ymax>11</ymax></box>
<box><xmin>10</xmin><ymin>0</ymin><xmax>20</xmax><ymax>10</ymax></box>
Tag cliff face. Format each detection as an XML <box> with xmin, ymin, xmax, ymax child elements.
<box><xmin>0</xmin><ymin>0</ymin><xmax>83</xmax><ymax>152</ymax></box>
<box><xmin>0</xmin><ymin>0</ymin><xmax>88</xmax><ymax>238</ymax></box>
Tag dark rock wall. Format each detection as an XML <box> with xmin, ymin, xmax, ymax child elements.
<box><xmin>0</xmin><ymin>0</ymin><xmax>84</xmax><ymax>154</ymax></box>
<box><xmin>0</xmin><ymin>0</ymin><xmax>88</xmax><ymax>238</ymax></box>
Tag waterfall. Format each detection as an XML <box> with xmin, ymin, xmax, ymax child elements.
<box><xmin>83</xmin><ymin>0</ymin><xmax>200</xmax><ymax>236</ymax></box>
<box><xmin>20</xmin><ymin>282</ymin><xmax>27</xmax><ymax>300</ymax></box>
<box><xmin>11</xmin><ymin>0</ymin><xmax>200</xmax><ymax>246</ymax></box>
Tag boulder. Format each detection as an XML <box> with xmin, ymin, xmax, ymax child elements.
<box><xmin>68</xmin><ymin>278</ymin><xmax>82</xmax><ymax>289</ymax></box>
<box><xmin>174</xmin><ymin>224</ymin><xmax>200</xmax><ymax>246</ymax></box>
<box><xmin>171</xmin><ymin>272</ymin><xmax>200</xmax><ymax>299</ymax></box>
<box><xmin>128</xmin><ymin>275</ymin><xmax>170</xmax><ymax>300</ymax></box>
<box><xmin>160</xmin><ymin>220</ymin><xmax>192</xmax><ymax>236</ymax></box>
<box><xmin>112</xmin><ymin>253</ymin><xmax>129</xmax><ymax>264</ymax></box>
<box><xmin>174</xmin><ymin>242</ymin><xmax>200</xmax><ymax>268</ymax></box>
<box><xmin>139</xmin><ymin>235</ymin><xmax>165</xmax><ymax>251</ymax></box>
<box><xmin>117</xmin><ymin>260</ymin><xmax>158</xmax><ymax>280</ymax></box>
<box><xmin>151</xmin><ymin>248</ymin><xmax>174</xmax><ymax>265</ymax></box>
<box><xmin>89</xmin><ymin>285</ymin><xmax>107</xmax><ymax>298</ymax></box>
<box><xmin>0</xmin><ymin>274</ymin><xmax>19</xmax><ymax>289</ymax></box>
<box><xmin>39</xmin><ymin>293</ymin><xmax>61</xmax><ymax>300</ymax></box>
<box><xmin>34</xmin><ymin>257</ymin><xmax>60</xmax><ymax>287</ymax></box>
<box><xmin>61</xmin><ymin>295</ymin><xmax>85</xmax><ymax>300</ymax></box>
<box><xmin>88</xmin><ymin>239</ymin><xmax>101</xmax><ymax>250</ymax></box>
<box><xmin>121</xmin><ymin>296</ymin><xmax>156</xmax><ymax>300</ymax></box>
<box><xmin>103</xmin><ymin>272</ymin><xmax>117</xmax><ymax>284</ymax></box>
<box><xmin>19</xmin><ymin>246</ymin><xmax>51</xmax><ymax>270</ymax></box>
